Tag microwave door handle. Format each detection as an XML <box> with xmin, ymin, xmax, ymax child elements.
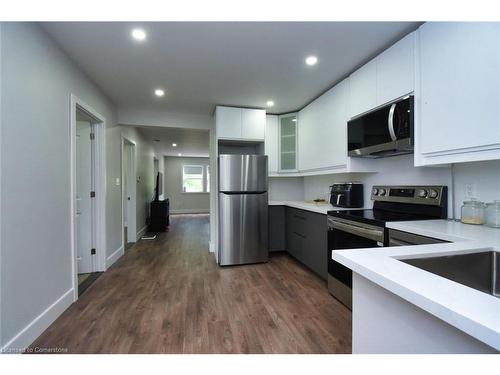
<box><xmin>336</xmin><ymin>193</ymin><xmax>343</xmax><ymax>205</ymax></box>
<box><xmin>388</xmin><ymin>103</ymin><xmax>397</xmax><ymax>141</ymax></box>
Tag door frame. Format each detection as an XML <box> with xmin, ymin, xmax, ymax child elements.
<box><xmin>70</xmin><ymin>94</ymin><xmax>107</xmax><ymax>302</ymax></box>
<box><xmin>121</xmin><ymin>135</ymin><xmax>137</xmax><ymax>246</ymax></box>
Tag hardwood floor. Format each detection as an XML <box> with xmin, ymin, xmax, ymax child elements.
<box><xmin>30</xmin><ymin>214</ymin><xmax>352</xmax><ymax>353</ymax></box>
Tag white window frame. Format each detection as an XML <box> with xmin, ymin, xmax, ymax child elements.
<box><xmin>182</xmin><ymin>164</ymin><xmax>209</xmax><ymax>194</ymax></box>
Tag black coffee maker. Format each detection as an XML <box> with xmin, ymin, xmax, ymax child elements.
<box><xmin>329</xmin><ymin>183</ymin><xmax>364</xmax><ymax>208</ymax></box>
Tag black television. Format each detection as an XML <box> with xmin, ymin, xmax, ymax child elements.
<box><xmin>154</xmin><ymin>172</ymin><xmax>163</xmax><ymax>201</ymax></box>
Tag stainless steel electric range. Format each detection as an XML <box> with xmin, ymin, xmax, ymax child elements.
<box><xmin>327</xmin><ymin>185</ymin><xmax>448</xmax><ymax>309</ymax></box>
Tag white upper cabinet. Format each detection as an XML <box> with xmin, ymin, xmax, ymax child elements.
<box><xmin>215</xmin><ymin>106</ymin><xmax>241</xmax><ymax>139</ymax></box>
<box><xmin>299</xmin><ymin>79</ymin><xmax>349</xmax><ymax>172</ymax></box>
<box><xmin>242</xmin><ymin>108</ymin><xmax>266</xmax><ymax>140</ymax></box>
<box><xmin>349</xmin><ymin>59</ymin><xmax>377</xmax><ymax>118</ymax></box>
<box><xmin>376</xmin><ymin>32</ymin><xmax>415</xmax><ymax>106</ymax></box>
<box><xmin>265</xmin><ymin>115</ymin><xmax>279</xmax><ymax>173</ymax></box>
<box><xmin>416</xmin><ymin>22</ymin><xmax>500</xmax><ymax>165</ymax></box>
<box><xmin>349</xmin><ymin>32</ymin><xmax>415</xmax><ymax>118</ymax></box>
<box><xmin>215</xmin><ymin>106</ymin><xmax>265</xmax><ymax>140</ymax></box>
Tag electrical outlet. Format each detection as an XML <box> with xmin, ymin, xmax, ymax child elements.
<box><xmin>464</xmin><ymin>183</ymin><xmax>476</xmax><ymax>199</ymax></box>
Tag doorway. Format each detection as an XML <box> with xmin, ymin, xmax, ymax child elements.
<box><xmin>71</xmin><ymin>95</ymin><xmax>106</xmax><ymax>300</ymax></box>
<box><xmin>122</xmin><ymin>136</ymin><xmax>137</xmax><ymax>251</ymax></box>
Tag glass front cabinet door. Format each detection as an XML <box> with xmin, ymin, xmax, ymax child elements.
<box><xmin>279</xmin><ymin>113</ymin><xmax>298</xmax><ymax>172</ymax></box>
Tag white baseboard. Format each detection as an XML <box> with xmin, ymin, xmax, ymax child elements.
<box><xmin>106</xmin><ymin>245</ymin><xmax>124</xmax><ymax>268</ymax></box>
<box><xmin>209</xmin><ymin>241</ymin><xmax>215</xmax><ymax>253</ymax></box>
<box><xmin>1</xmin><ymin>288</ymin><xmax>74</xmax><ymax>353</ymax></box>
<box><xmin>170</xmin><ymin>209</ymin><xmax>209</xmax><ymax>214</ymax></box>
<box><xmin>136</xmin><ymin>225</ymin><xmax>148</xmax><ymax>239</ymax></box>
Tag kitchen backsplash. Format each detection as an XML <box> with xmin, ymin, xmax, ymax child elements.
<box><xmin>452</xmin><ymin>159</ymin><xmax>500</xmax><ymax>220</ymax></box>
<box><xmin>270</xmin><ymin>155</ymin><xmax>500</xmax><ymax>220</ymax></box>
<box><xmin>268</xmin><ymin>177</ymin><xmax>304</xmax><ymax>201</ymax></box>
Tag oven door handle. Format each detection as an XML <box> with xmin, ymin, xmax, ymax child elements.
<box><xmin>389</xmin><ymin>238</ymin><xmax>413</xmax><ymax>247</ymax></box>
<box><xmin>332</xmin><ymin>221</ymin><xmax>384</xmax><ymax>243</ymax></box>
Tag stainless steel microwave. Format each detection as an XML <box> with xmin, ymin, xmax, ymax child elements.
<box><xmin>348</xmin><ymin>95</ymin><xmax>414</xmax><ymax>158</ymax></box>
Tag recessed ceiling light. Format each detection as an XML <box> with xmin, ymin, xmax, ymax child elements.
<box><xmin>292</xmin><ymin>119</ymin><xmax>297</xmax><ymax>122</ymax></box>
<box><xmin>154</xmin><ymin>89</ymin><xmax>165</xmax><ymax>97</ymax></box>
<box><xmin>266</xmin><ymin>100</ymin><xmax>275</xmax><ymax>107</ymax></box>
<box><xmin>305</xmin><ymin>56</ymin><xmax>318</xmax><ymax>66</ymax></box>
<box><xmin>178</xmin><ymin>153</ymin><xmax>182</xmax><ymax>156</ymax></box>
<box><xmin>153</xmin><ymin>139</ymin><xmax>160</xmax><ymax>142</ymax></box>
<box><xmin>131</xmin><ymin>28</ymin><xmax>146</xmax><ymax>41</ymax></box>
<box><xmin>172</xmin><ymin>143</ymin><xmax>177</xmax><ymax>147</ymax></box>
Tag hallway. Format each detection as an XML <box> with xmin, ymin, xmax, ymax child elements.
<box><xmin>30</xmin><ymin>215</ymin><xmax>351</xmax><ymax>353</ymax></box>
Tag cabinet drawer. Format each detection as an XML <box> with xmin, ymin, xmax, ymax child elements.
<box><xmin>285</xmin><ymin>207</ymin><xmax>328</xmax><ymax>280</ymax></box>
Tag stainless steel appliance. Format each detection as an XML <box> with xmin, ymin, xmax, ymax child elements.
<box><xmin>329</xmin><ymin>183</ymin><xmax>364</xmax><ymax>208</ymax></box>
<box><xmin>218</xmin><ymin>154</ymin><xmax>268</xmax><ymax>266</ymax></box>
<box><xmin>348</xmin><ymin>95</ymin><xmax>414</xmax><ymax>158</ymax></box>
<box><xmin>327</xmin><ymin>185</ymin><xmax>448</xmax><ymax>309</ymax></box>
<box><xmin>388</xmin><ymin>229</ymin><xmax>448</xmax><ymax>246</ymax></box>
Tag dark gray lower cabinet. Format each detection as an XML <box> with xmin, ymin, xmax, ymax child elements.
<box><xmin>284</xmin><ymin>207</ymin><xmax>327</xmax><ymax>280</ymax></box>
<box><xmin>268</xmin><ymin>206</ymin><xmax>286</xmax><ymax>252</ymax></box>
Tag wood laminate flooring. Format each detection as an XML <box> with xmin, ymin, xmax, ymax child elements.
<box><xmin>30</xmin><ymin>214</ymin><xmax>352</xmax><ymax>354</ymax></box>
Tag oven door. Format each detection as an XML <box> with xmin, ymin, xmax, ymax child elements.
<box><xmin>327</xmin><ymin>218</ymin><xmax>384</xmax><ymax>309</ymax></box>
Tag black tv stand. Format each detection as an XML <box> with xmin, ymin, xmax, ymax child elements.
<box><xmin>149</xmin><ymin>199</ymin><xmax>169</xmax><ymax>232</ymax></box>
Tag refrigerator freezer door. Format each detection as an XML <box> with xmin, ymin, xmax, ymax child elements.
<box><xmin>219</xmin><ymin>192</ymin><xmax>268</xmax><ymax>265</ymax></box>
<box><xmin>218</xmin><ymin>154</ymin><xmax>268</xmax><ymax>192</ymax></box>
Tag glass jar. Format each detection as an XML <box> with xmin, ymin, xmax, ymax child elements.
<box><xmin>461</xmin><ymin>199</ymin><xmax>485</xmax><ymax>225</ymax></box>
<box><xmin>485</xmin><ymin>200</ymin><xmax>500</xmax><ymax>228</ymax></box>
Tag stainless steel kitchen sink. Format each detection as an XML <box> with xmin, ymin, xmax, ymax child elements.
<box><xmin>401</xmin><ymin>251</ymin><xmax>499</xmax><ymax>298</ymax></box>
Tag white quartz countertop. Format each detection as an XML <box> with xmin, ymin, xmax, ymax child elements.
<box><xmin>332</xmin><ymin>219</ymin><xmax>500</xmax><ymax>351</ymax></box>
<box><xmin>268</xmin><ymin>200</ymin><xmax>358</xmax><ymax>215</ymax></box>
<box><xmin>387</xmin><ymin>219</ymin><xmax>500</xmax><ymax>243</ymax></box>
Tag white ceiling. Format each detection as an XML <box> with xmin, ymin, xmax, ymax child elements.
<box><xmin>135</xmin><ymin>126</ymin><xmax>209</xmax><ymax>157</ymax></box>
<box><xmin>41</xmin><ymin>22</ymin><xmax>420</xmax><ymax>115</ymax></box>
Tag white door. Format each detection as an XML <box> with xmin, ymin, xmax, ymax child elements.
<box><xmin>76</xmin><ymin>121</ymin><xmax>94</xmax><ymax>274</ymax></box>
<box><xmin>123</xmin><ymin>141</ymin><xmax>137</xmax><ymax>243</ymax></box>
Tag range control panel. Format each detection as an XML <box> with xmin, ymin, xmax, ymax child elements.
<box><xmin>371</xmin><ymin>185</ymin><xmax>446</xmax><ymax>206</ymax></box>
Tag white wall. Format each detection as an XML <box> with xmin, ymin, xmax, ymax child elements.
<box><xmin>118</xmin><ymin>107</ymin><xmax>212</xmax><ymax>130</ymax></box>
<box><xmin>164</xmin><ymin>156</ymin><xmax>210</xmax><ymax>214</ymax></box>
<box><xmin>304</xmin><ymin>155</ymin><xmax>452</xmax><ymax>212</ymax></box>
<box><xmin>120</xmin><ymin>126</ymin><xmax>161</xmax><ymax>238</ymax></box>
<box><xmin>452</xmin><ymin>159</ymin><xmax>500</xmax><ymax>220</ymax></box>
<box><xmin>303</xmin><ymin>155</ymin><xmax>500</xmax><ymax>220</ymax></box>
<box><xmin>0</xmin><ymin>23</ymin><xmax>117</xmax><ymax>350</ymax></box>
<box><xmin>268</xmin><ymin>177</ymin><xmax>305</xmax><ymax>201</ymax></box>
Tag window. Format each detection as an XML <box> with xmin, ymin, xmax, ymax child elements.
<box><xmin>206</xmin><ymin>166</ymin><xmax>210</xmax><ymax>193</ymax></box>
<box><xmin>182</xmin><ymin>165</ymin><xmax>209</xmax><ymax>193</ymax></box>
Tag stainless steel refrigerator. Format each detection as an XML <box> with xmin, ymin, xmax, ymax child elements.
<box><xmin>218</xmin><ymin>154</ymin><xmax>268</xmax><ymax>266</ymax></box>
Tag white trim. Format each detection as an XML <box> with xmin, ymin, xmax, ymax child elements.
<box><xmin>209</xmin><ymin>241</ymin><xmax>215</xmax><ymax>253</ymax></box>
<box><xmin>136</xmin><ymin>225</ymin><xmax>148</xmax><ymax>239</ymax></box>
<box><xmin>70</xmin><ymin>94</ymin><xmax>107</xmax><ymax>303</ymax></box>
<box><xmin>106</xmin><ymin>245</ymin><xmax>124</xmax><ymax>269</ymax></box>
<box><xmin>170</xmin><ymin>209</ymin><xmax>209</xmax><ymax>214</ymax></box>
<box><xmin>1</xmin><ymin>289</ymin><xmax>73</xmax><ymax>353</ymax></box>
